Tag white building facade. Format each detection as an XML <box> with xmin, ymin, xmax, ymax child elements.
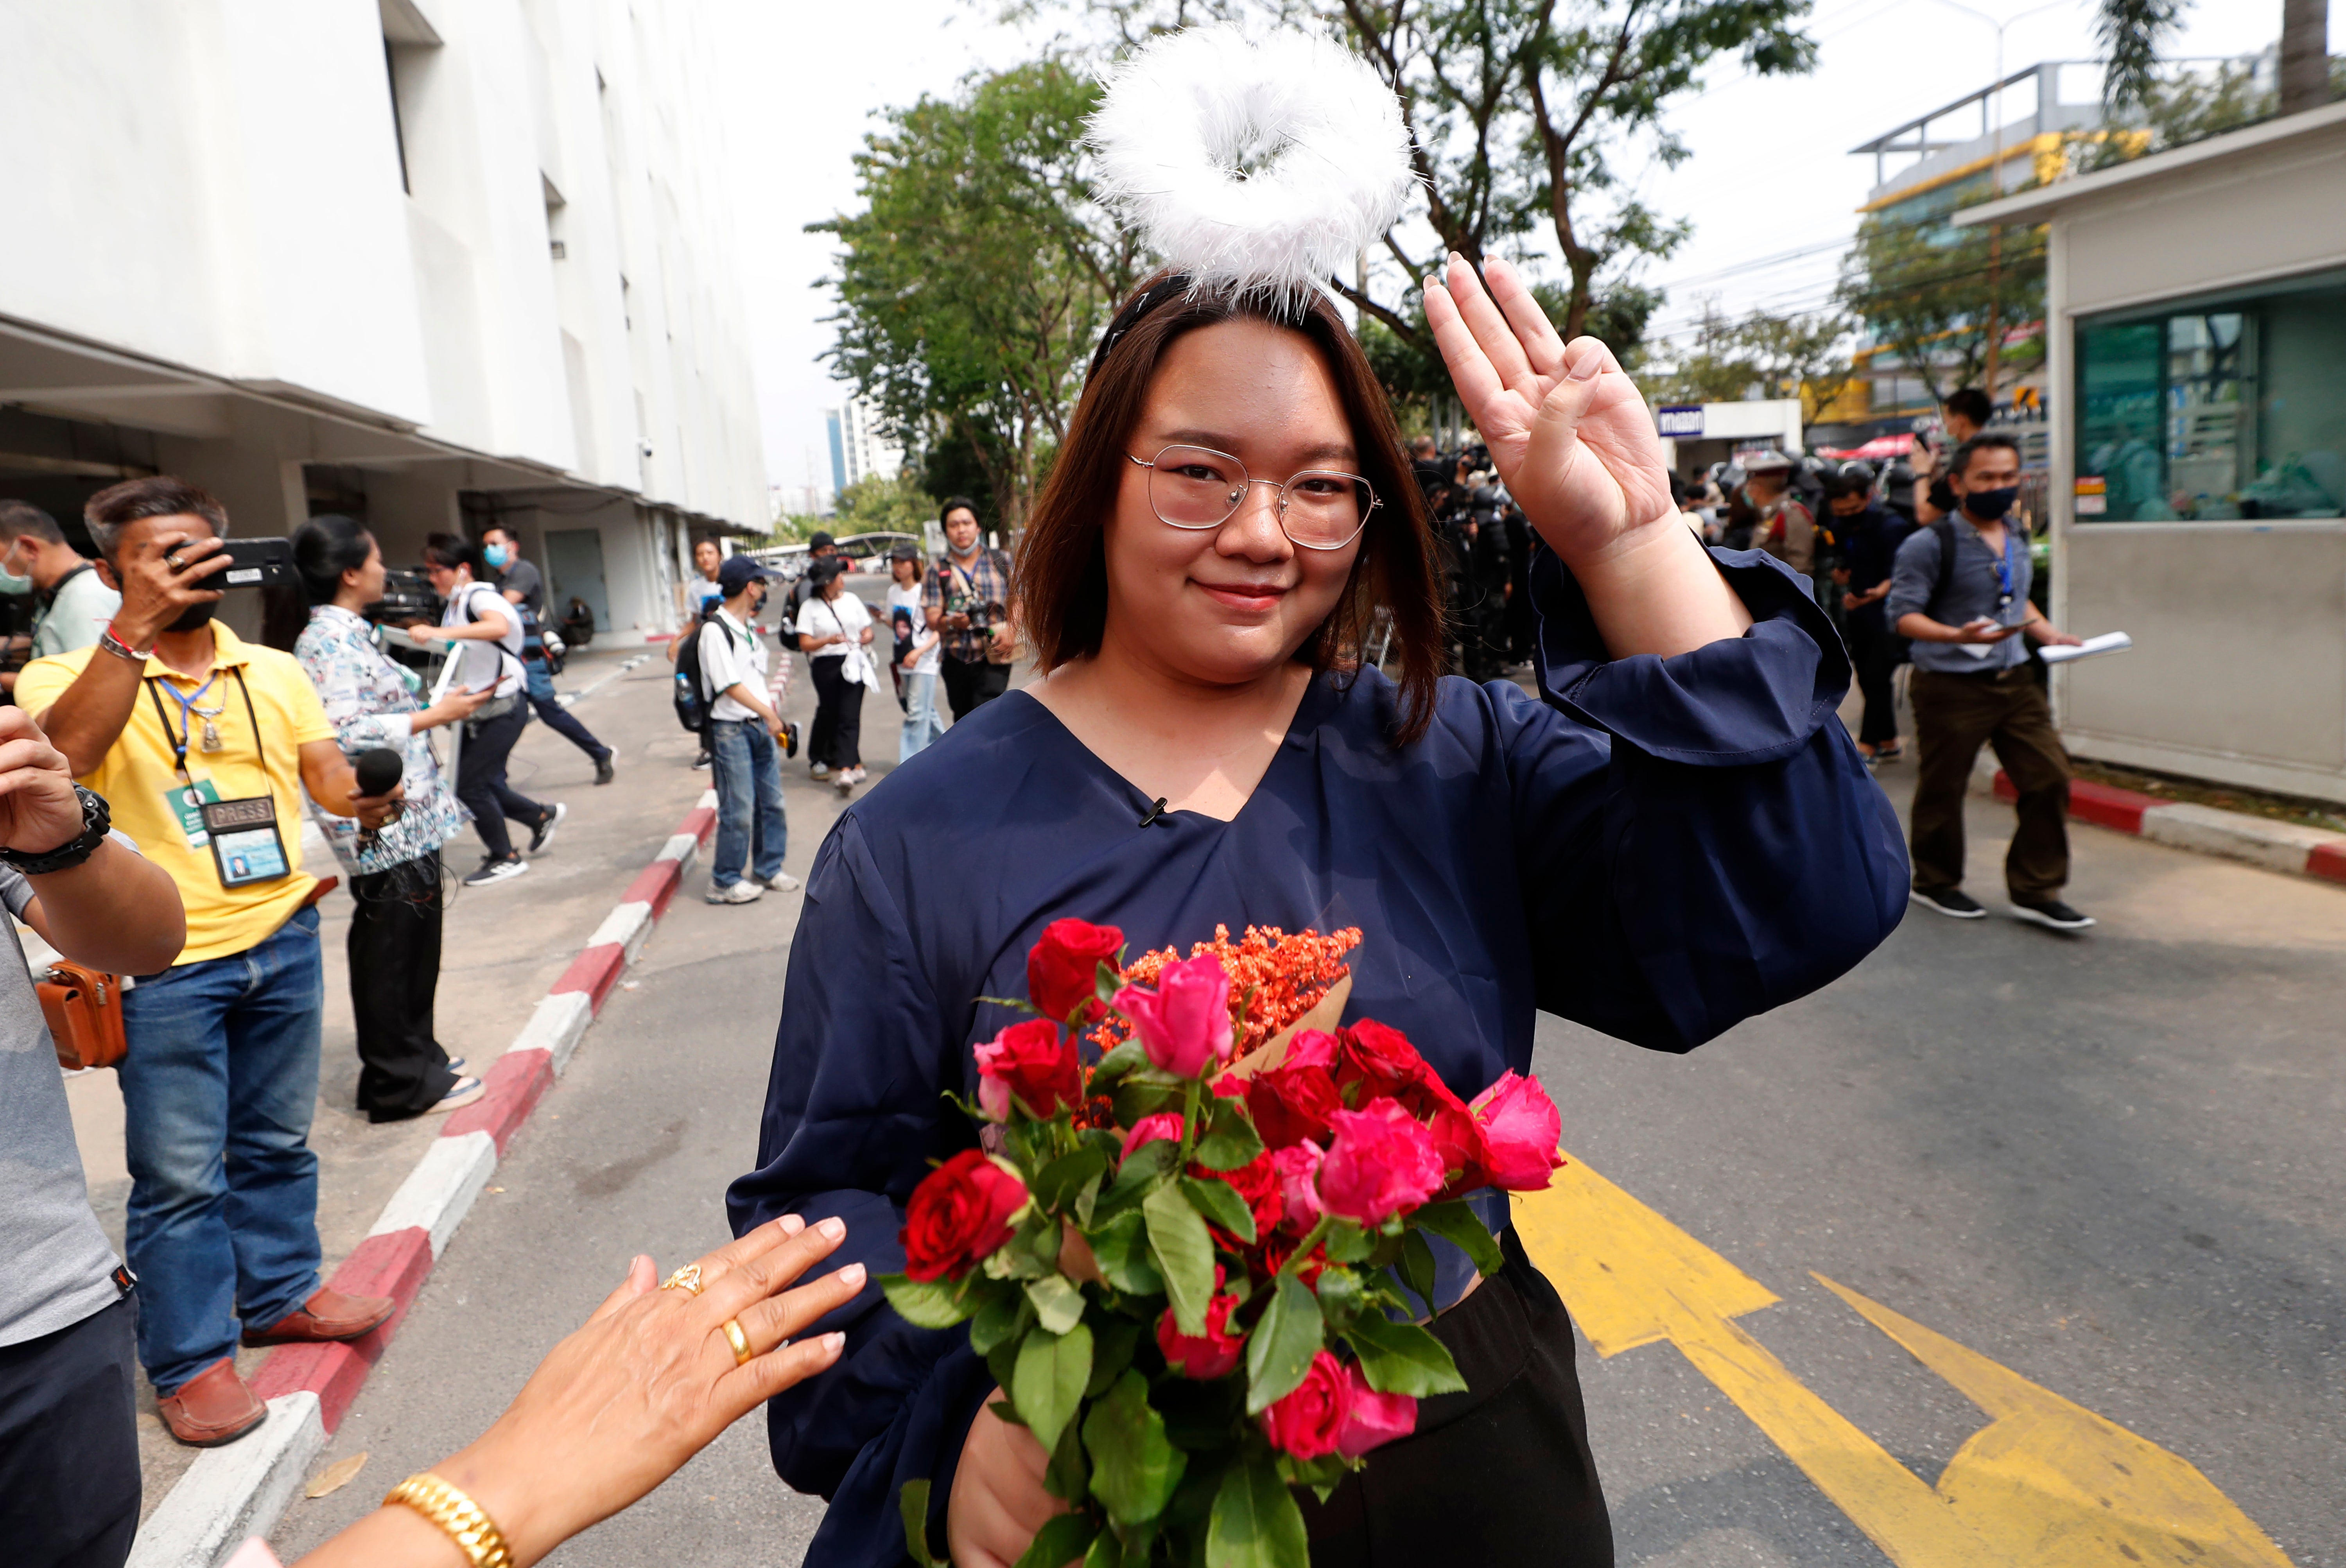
<box><xmin>825</xmin><ymin>395</ymin><xmax>904</xmax><ymax>495</ymax></box>
<box><xmin>0</xmin><ymin>0</ymin><xmax>766</xmax><ymax>637</ymax></box>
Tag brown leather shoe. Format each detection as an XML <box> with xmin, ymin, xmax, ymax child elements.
<box><xmin>240</xmin><ymin>1288</ymin><xmax>396</xmax><ymax>1347</ymax></box>
<box><xmin>158</xmin><ymin>1357</ymin><xmax>266</xmax><ymax>1447</ymax></box>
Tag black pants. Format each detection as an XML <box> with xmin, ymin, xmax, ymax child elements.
<box><xmin>1300</xmin><ymin>1228</ymin><xmax>1612</xmax><ymax>1564</ymax></box>
<box><xmin>1909</xmin><ymin>665</ymin><xmax>2072</xmax><ymax>899</ymax></box>
<box><xmin>940</xmin><ymin>654</ymin><xmax>1010</xmax><ymax>720</ymax></box>
<box><xmin>456</xmin><ymin>702</ymin><xmax>549</xmax><ymax>861</ymax></box>
<box><xmin>1845</xmin><ymin>613</ymin><xmax>1905</xmax><ymax>747</ymax></box>
<box><xmin>348</xmin><ymin>853</ymin><xmax>457</xmax><ymax>1120</ymax></box>
<box><xmin>0</xmin><ymin>1296</ymin><xmax>139</xmax><ymax>1568</ymax></box>
<box><xmin>808</xmin><ymin>657</ymin><xmax>865</xmax><ymax>769</ymax></box>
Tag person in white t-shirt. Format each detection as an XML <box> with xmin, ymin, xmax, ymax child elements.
<box><xmin>409</xmin><ymin>534</ymin><xmax>563</xmax><ymax>887</ymax></box>
<box><xmin>885</xmin><ymin>544</ymin><xmax>943</xmax><ymax>761</ymax></box>
<box><xmin>697</xmin><ymin>556</ymin><xmax>798</xmax><ymax>905</ymax></box>
<box><xmin>793</xmin><ymin>557</ymin><xmax>875</xmax><ymax>794</ymax></box>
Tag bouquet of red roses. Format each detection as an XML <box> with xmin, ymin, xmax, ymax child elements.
<box><xmin>883</xmin><ymin>919</ymin><xmax>1566</xmax><ymax>1568</ymax></box>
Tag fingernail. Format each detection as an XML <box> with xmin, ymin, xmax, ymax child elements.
<box><xmin>839</xmin><ymin>1262</ymin><xmax>868</xmax><ymax>1289</ymax></box>
<box><xmin>778</xmin><ymin>1214</ymin><xmax>806</xmax><ymax>1236</ymax></box>
<box><xmin>818</xmin><ymin>1216</ymin><xmax>846</xmax><ymax>1241</ymax></box>
<box><xmin>823</xmin><ymin>1332</ymin><xmax>846</xmax><ymax>1352</ymax></box>
<box><xmin>1567</xmin><ymin>342</ymin><xmax>1602</xmax><ymax>381</ymax></box>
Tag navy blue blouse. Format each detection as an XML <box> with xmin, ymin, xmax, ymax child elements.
<box><xmin>727</xmin><ymin>547</ymin><xmax>1908</xmax><ymax>1566</ymax></box>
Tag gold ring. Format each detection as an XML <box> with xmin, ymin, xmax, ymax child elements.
<box><xmin>721</xmin><ymin>1317</ymin><xmax>753</xmax><ymax>1367</ymax></box>
<box><xmin>660</xmin><ymin>1263</ymin><xmax>704</xmax><ymax>1296</ymax></box>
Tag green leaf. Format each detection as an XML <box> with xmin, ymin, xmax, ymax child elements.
<box><xmin>1085</xmin><ymin>1211</ymin><xmax>1164</xmax><ymax>1296</ymax></box>
<box><xmin>969</xmin><ymin>1285</ymin><xmax>1032</xmax><ymax>1357</ymax></box>
<box><xmin>1206</xmin><ymin>1456</ymin><xmax>1309</xmax><ymax>1568</ymax></box>
<box><xmin>1113</xmin><ymin>1077</ymin><xmax>1184</xmax><ymax>1128</ymax></box>
<box><xmin>1085</xmin><ymin>1314</ymin><xmax>1142</xmax><ymax>1398</ymax></box>
<box><xmin>1321</xmin><ymin>1222</ymin><xmax>1376</xmax><ymax>1265</ymax></box>
<box><xmin>1309</xmin><ymin>1264</ymin><xmax>1365</xmax><ymax>1329</ymax></box>
<box><xmin>1143</xmin><ymin>1183</ymin><xmax>1217</xmax><ymax>1336</ymax></box>
<box><xmin>1033</xmin><ymin>1144</ymin><xmax>1110</xmax><ymax>1213</ymax></box>
<box><xmin>1243</xmin><ymin>1273</ymin><xmax>1326</xmax><ymax>1416</ymax></box>
<box><xmin>1397</xmin><ymin>1229</ymin><xmax>1437</xmax><ymax>1318</ymax></box>
<box><xmin>1043</xmin><ymin>1407</ymin><xmax>1090</xmax><ymax>1503</ymax></box>
<box><xmin>1094</xmin><ymin>1139</ymin><xmax>1176</xmax><ymax>1221</ymax></box>
<box><xmin>1016</xmin><ymin>1512</ymin><xmax>1098</xmax><ymax>1568</ymax></box>
<box><xmin>1013</xmin><ymin>1321</ymin><xmax>1093</xmax><ymax>1456</ymax></box>
<box><xmin>881</xmin><ymin>1274</ymin><xmax>974</xmax><ymax>1330</ymax></box>
<box><xmin>1341</xmin><ymin>1311</ymin><xmax>1467</xmax><ymax>1396</ymax></box>
<box><xmin>1179</xmin><ymin>1175</ymin><xmax>1257</xmax><ymax>1244</ymax></box>
<box><xmin>1086</xmin><ymin>1039</ymin><xmax>1149</xmax><ymax>1093</ymax></box>
<box><xmin>1025</xmin><ymin>1273</ymin><xmax>1086</xmax><ymax>1336</ymax></box>
<box><xmin>1192</xmin><ymin>1098</ymin><xmax>1264</xmax><ymax>1172</ymax></box>
<box><xmin>1082</xmin><ymin>1527</ymin><xmax>1122</xmax><ymax>1568</ymax></box>
<box><xmin>1084</xmin><ymin>1370</ymin><xmax>1187</xmax><ymax>1527</ymax></box>
<box><xmin>1410</xmin><ymin>1199</ymin><xmax>1506</xmax><ymax>1280</ymax></box>
<box><xmin>899</xmin><ymin>1477</ymin><xmax>940</xmax><ymax>1568</ymax></box>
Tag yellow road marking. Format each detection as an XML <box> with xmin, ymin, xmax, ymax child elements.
<box><xmin>1514</xmin><ymin>1153</ymin><xmax>2294</xmax><ymax>1567</ymax></box>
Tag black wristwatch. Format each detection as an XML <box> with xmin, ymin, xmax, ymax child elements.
<box><xmin>0</xmin><ymin>784</ymin><xmax>111</xmax><ymax>875</ymax></box>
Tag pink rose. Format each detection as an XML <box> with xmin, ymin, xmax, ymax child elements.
<box><xmin>1114</xmin><ymin>955</ymin><xmax>1233</xmax><ymax>1079</ymax></box>
<box><xmin>1336</xmin><ymin>1362</ymin><xmax>1417</xmax><ymax>1458</ymax></box>
<box><xmin>972</xmin><ymin>1018</ymin><xmax>1083</xmax><ymax>1123</ymax></box>
<box><xmin>1280</xmin><ymin>1028</ymin><xmax>1340</xmax><ymax>1073</ymax></box>
<box><xmin>1120</xmin><ymin>1112</ymin><xmax>1185</xmax><ymax>1166</ymax></box>
<box><xmin>1271</xmin><ymin>1142</ymin><xmax>1325</xmax><ymax>1231</ymax></box>
<box><xmin>1471</xmin><ymin>1071</ymin><xmax>1564</xmax><ymax>1191</ymax></box>
<box><xmin>1259</xmin><ymin>1351</ymin><xmax>1351</xmax><ymax>1460</ymax></box>
<box><xmin>1156</xmin><ymin>1272</ymin><xmax>1245</xmax><ymax>1379</ymax></box>
<box><xmin>1316</xmin><ymin>1098</ymin><xmax>1444</xmax><ymax>1225</ymax></box>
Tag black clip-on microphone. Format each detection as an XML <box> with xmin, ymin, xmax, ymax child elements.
<box><xmin>1137</xmin><ymin>797</ymin><xmax>1171</xmax><ymax>829</ymax></box>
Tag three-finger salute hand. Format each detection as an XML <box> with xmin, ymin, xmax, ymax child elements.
<box><xmin>1424</xmin><ymin>254</ymin><xmax>1675</xmax><ymax>569</ymax></box>
<box><xmin>0</xmin><ymin>708</ymin><xmax>88</xmax><ymax>854</ymax></box>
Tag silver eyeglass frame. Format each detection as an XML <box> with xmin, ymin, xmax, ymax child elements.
<box><xmin>1126</xmin><ymin>445</ymin><xmax>1381</xmax><ymax>552</ymax></box>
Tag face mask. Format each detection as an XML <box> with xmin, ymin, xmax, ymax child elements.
<box><xmin>483</xmin><ymin>543</ymin><xmax>511</xmax><ymax>568</ymax></box>
<box><xmin>166</xmin><ymin>601</ymin><xmax>216</xmax><ymax>634</ymax></box>
<box><xmin>0</xmin><ymin>552</ymin><xmax>29</xmax><ymax>596</ymax></box>
<box><xmin>1962</xmin><ymin>485</ymin><xmax>2018</xmax><ymax>521</ymax></box>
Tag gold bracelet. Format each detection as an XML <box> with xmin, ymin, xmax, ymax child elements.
<box><xmin>384</xmin><ymin>1473</ymin><xmax>515</xmax><ymax>1568</ymax></box>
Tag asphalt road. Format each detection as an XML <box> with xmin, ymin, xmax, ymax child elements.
<box><xmin>269</xmin><ymin>692</ymin><xmax>2344</xmax><ymax>1566</ymax></box>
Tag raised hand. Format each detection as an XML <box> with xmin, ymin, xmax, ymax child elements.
<box><xmin>0</xmin><ymin>707</ymin><xmax>92</xmax><ymax>855</ymax></box>
<box><xmin>1422</xmin><ymin>254</ymin><xmax>1675</xmax><ymax>568</ymax></box>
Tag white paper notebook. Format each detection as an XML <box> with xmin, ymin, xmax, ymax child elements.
<box><xmin>2039</xmin><ymin>631</ymin><xmax>2133</xmax><ymax>665</ymax></box>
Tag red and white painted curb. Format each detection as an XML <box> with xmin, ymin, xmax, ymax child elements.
<box><xmin>127</xmin><ymin>790</ymin><xmax>722</xmax><ymax>1568</ymax></box>
<box><xmin>1969</xmin><ymin>758</ymin><xmax>2346</xmax><ymax>886</ymax></box>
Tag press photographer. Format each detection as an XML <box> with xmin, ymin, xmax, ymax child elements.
<box><xmin>924</xmin><ymin>496</ymin><xmax>1015</xmax><ymax>719</ymax></box>
<box><xmin>17</xmin><ymin>476</ymin><xmax>407</xmax><ymax>1448</ymax></box>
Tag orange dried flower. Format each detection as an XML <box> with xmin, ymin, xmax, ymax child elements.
<box><xmin>1091</xmin><ymin>925</ymin><xmax>1361</xmax><ymax>1060</ymax></box>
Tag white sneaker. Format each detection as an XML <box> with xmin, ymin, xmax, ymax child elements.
<box><xmin>706</xmin><ymin>880</ymin><xmax>764</xmax><ymax>905</ymax></box>
<box><xmin>810</xmin><ymin>762</ymin><xmax>830</xmax><ymax>778</ymax></box>
<box><xmin>463</xmin><ymin>857</ymin><xmax>530</xmax><ymax>887</ymax></box>
<box><xmin>764</xmin><ymin>871</ymin><xmax>802</xmax><ymax>892</ymax></box>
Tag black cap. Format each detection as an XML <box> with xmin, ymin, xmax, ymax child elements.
<box><xmin>809</xmin><ymin>530</ymin><xmax>835</xmax><ymax>550</ymax></box>
<box><xmin>807</xmin><ymin>556</ymin><xmax>847</xmax><ymax>584</ymax></box>
<box><xmin>888</xmin><ymin>542</ymin><xmax>919</xmax><ymax>563</ymax></box>
<box><xmin>717</xmin><ymin>555</ymin><xmax>771</xmax><ymax>595</ymax></box>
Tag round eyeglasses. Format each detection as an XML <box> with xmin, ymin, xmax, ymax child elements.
<box><xmin>1127</xmin><ymin>445</ymin><xmax>1380</xmax><ymax>552</ymax></box>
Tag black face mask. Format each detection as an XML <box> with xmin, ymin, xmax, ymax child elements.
<box><xmin>1962</xmin><ymin>485</ymin><xmax>2018</xmax><ymax>521</ymax></box>
<box><xmin>165</xmin><ymin>601</ymin><xmax>216</xmax><ymax>634</ymax></box>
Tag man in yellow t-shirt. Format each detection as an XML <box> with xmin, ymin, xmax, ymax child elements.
<box><xmin>18</xmin><ymin>477</ymin><xmax>404</xmax><ymax>1448</ymax></box>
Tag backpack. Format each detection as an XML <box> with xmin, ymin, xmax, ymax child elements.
<box><xmin>670</xmin><ymin>605</ymin><xmax>735</xmax><ymax>734</ymax></box>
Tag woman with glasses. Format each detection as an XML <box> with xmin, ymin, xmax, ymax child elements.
<box><xmin>730</xmin><ymin>262</ymin><xmax>1907</xmax><ymax>1567</ymax></box>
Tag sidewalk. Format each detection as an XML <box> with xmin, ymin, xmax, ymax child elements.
<box><xmin>63</xmin><ymin>642</ymin><xmax>706</xmax><ymax>1522</ymax></box>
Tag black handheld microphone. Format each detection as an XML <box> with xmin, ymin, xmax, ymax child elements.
<box><xmin>354</xmin><ymin>747</ymin><xmax>405</xmax><ymax>851</ymax></box>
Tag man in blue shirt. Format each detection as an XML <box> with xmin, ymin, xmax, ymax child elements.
<box><xmin>1886</xmin><ymin>434</ymin><xmax>2090</xmax><ymax>930</ymax></box>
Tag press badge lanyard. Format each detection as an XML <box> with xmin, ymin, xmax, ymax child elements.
<box><xmin>145</xmin><ymin>668</ymin><xmax>293</xmax><ymax>888</ymax></box>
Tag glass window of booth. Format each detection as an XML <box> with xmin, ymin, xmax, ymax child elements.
<box><xmin>2074</xmin><ymin>267</ymin><xmax>2346</xmax><ymax>521</ymax></box>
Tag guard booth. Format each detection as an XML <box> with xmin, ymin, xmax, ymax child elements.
<box><xmin>1653</xmin><ymin>400</ymin><xmax>1807</xmax><ymax>476</ymax></box>
<box><xmin>1959</xmin><ymin>103</ymin><xmax>2346</xmax><ymax>808</ymax></box>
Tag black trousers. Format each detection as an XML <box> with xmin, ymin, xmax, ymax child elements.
<box><xmin>456</xmin><ymin>702</ymin><xmax>549</xmax><ymax>861</ymax></box>
<box><xmin>940</xmin><ymin>654</ymin><xmax>1010</xmax><ymax>720</ymax></box>
<box><xmin>1909</xmin><ymin>666</ymin><xmax>2072</xmax><ymax>899</ymax></box>
<box><xmin>808</xmin><ymin>657</ymin><xmax>865</xmax><ymax>769</ymax></box>
<box><xmin>1845</xmin><ymin>613</ymin><xmax>1905</xmax><ymax>747</ymax></box>
<box><xmin>348</xmin><ymin>853</ymin><xmax>457</xmax><ymax>1120</ymax></box>
<box><xmin>0</xmin><ymin>1296</ymin><xmax>140</xmax><ymax>1568</ymax></box>
<box><xmin>1300</xmin><ymin>1228</ymin><xmax>1612</xmax><ymax>1564</ymax></box>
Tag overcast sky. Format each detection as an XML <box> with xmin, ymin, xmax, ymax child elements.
<box><xmin>717</xmin><ymin>0</ymin><xmax>2314</xmax><ymax>507</ymax></box>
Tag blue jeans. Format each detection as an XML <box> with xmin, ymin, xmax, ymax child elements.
<box><xmin>710</xmin><ymin>719</ymin><xmax>787</xmax><ymax>889</ymax></box>
<box><xmin>900</xmin><ymin>668</ymin><xmax>945</xmax><ymax>760</ymax></box>
<box><xmin>118</xmin><ymin>908</ymin><xmax>325</xmax><ymax>1394</ymax></box>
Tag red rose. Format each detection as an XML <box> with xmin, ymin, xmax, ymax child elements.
<box><xmin>1336</xmin><ymin>1362</ymin><xmax>1416</xmax><ymax>1458</ymax></box>
<box><xmin>1281</xmin><ymin>1028</ymin><xmax>1340</xmax><ymax>1073</ymax></box>
<box><xmin>899</xmin><ymin>1149</ymin><xmax>1029</xmax><ymax>1282</ymax></box>
<box><xmin>1196</xmin><ymin>1152</ymin><xmax>1282</xmax><ymax>1248</ymax></box>
<box><xmin>1399</xmin><ymin>1073</ymin><xmax>1490</xmax><ymax>1198</ymax></box>
<box><xmin>1317</xmin><ymin>1098</ymin><xmax>1445</xmax><ymax>1225</ymax></box>
<box><xmin>1334</xmin><ymin>1019</ymin><xmax>1429</xmax><ymax>1105</ymax></box>
<box><xmin>1471</xmin><ymin>1071</ymin><xmax>1565</xmax><ymax>1191</ymax></box>
<box><xmin>1027</xmin><ymin>919</ymin><xmax>1123</xmax><ymax>1027</ymax></box>
<box><xmin>1271</xmin><ymin>1141</ymin><xmax>1325</xmax><ymax>1231</ymax></box>
<box><xmin>972</xmin><ymin>1018</ymin><xmax>1083</xmax><ymax>1122</ymax></box>
<box><xmin>1246</xmin><ymin>1060</ymin><xmax>1342</xmax><ymax>1150</ymax></box>
<box><xmin>1119</xmin><ymin>1112</ymin><xmax>1185</xmax><ymax>1166</ymax></box>
<box><xmin>1259</xmin><ymin>1351</ymin><xmax>1352</xmax><ymax>1459</ymax></box>
<box><xmin>1157</xmin><ymin>1270</ymin><xmax>1245</xmax><ymax>1379</ymax></box>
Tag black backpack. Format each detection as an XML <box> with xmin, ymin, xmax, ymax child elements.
<box><xmin>670</xmin><ymin>604</ymin><xmax>733</xmax><ymax>734</ymax></box>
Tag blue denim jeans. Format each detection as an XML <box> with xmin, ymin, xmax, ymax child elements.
<box><xmin>118</xmin><ymin>908</ymin><xmax>325</xmax><ymax>1394</ymax></box>
<box><xmin>710</xmin><ymin>719</ymin><xmax>787</xmax><ymax>889</ymax></box>
<box><xmin>900</xmin><ymin>668</ymin><xmax>945</xmax><ymax>761</ymax></box>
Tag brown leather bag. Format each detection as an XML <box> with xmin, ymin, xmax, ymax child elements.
<box><xmin>41</xmin><ymin>959</ymin><xmax>126</xmax><ymax>1071</ymax></box>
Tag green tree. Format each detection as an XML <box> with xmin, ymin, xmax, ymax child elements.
<box><xmin>832</xmin><ymin>473</ymin><xmax>940</xmax><ymax>534</ymax></box>
<box><xmin>2096</xmin><ymin>0</ymin><xmax>2330</xmax><ymax>118</ymax></box>
<box><xmin>814</xmin><ymin>60</ymin><xmax>1144</xmax><ymax>528</ymax></box>
<box><xmin>1837</xmin><ymin>207</ymin><xmax>2044</xmax><ymax>410</ymax></box>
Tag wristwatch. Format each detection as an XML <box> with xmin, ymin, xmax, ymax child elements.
<box><xmin>0</xmin><ymin>784</ymin><xmax>111</xmax><ymax>875</ymax></box>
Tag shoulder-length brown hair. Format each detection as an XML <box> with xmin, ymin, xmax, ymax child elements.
<box><xmin>1015</xmin><ymin>274</ymin><xmax>1446</xmax><ymax>744</ymax></box>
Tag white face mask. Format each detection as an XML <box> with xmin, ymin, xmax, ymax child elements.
<box><xmin>0</xmin><ymin>547</ymin><xmax>31</xmax><ymax>596</ymax></box>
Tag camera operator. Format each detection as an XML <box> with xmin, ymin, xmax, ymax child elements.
<box><xmin>0</xmin><ymin>708</ymin><xmax>183</xmax><ymax>1568</ymax></box>
<box><xmin>924</xmin><ymin>497</ymin><xmax>1016</xmax><ymax>719</ymax></box>
<box><xmin>17</xmin><ymin>477</ymin><xmax>406</xmax><ymax>1449</ymax></box>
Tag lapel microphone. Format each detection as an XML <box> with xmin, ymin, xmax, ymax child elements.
<box><xmin>1137</xmin><ymin>797</ymin><xmax>1171</xmax><ymax>828</ymax></box>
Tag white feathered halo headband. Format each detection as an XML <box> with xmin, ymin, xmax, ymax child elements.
<box><xmin>1084</xmin><ymin>25</ymin><xmax>1417</xmax><ymax>378</ymax></box>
